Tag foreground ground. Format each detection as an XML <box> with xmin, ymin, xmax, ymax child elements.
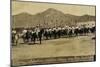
<box><xmin>11</xmin><ymin>35</ymin><xmax>95</xmax><ymax>66</ymax></box>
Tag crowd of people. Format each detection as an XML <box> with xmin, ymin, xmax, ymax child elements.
<box><xmin>12</xmin><ymin>24</ymin><xmax>95</xmax><ymax>46</ymax></box>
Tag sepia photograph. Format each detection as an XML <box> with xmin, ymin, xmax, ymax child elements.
<box><xmin>11</xmin><ymin>1</ymin><xmax>96</xmax><ymax>66</ymax></box>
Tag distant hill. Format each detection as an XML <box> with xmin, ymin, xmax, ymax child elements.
<box><xmin>12</xmin><ymin>8</ymin><xmax>95</xmax><ymax>28</ymax></box>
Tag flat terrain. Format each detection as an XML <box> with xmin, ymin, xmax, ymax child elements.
<box><xmin>11</xmin><ymin>35</ymin><xmax>95</xmax><ymax>66</ymax></box>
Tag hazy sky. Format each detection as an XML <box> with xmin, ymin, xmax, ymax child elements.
<box><xmin>12</xmin><ymin>1</ymin><xmax>95</xmax><ymax>16</ymax></box>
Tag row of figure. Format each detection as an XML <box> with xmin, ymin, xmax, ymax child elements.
<box><xmin>12</xmin><ymin>25</ymin><xmax>95</xmax><ymax>46</ymax></box>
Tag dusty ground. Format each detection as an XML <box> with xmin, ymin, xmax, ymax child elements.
<box><xmin>11</xmin><ymin>35</ymin><xmax>95</xmax><ymax>66</ymax></box>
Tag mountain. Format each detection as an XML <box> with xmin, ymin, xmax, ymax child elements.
<box><xmin>12</xmin><ymin>12</ymin><xmax>33</xmax><ymax>28</ymax></box>
<box><xmin>12</xmin><ymin>8</ymin><xmax>95</xmax><ymax>28</ymax></box>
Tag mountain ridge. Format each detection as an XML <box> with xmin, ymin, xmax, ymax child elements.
<box><xmin>12</xmin><ymin>8</ymin><xmax>95</xmax><ymax>28</ymax></box>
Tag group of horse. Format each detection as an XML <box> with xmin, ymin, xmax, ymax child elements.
<box><xmin>12</xmin><ymin>25</ymin><xmax>95</xmax><ymax>46</ymax></box>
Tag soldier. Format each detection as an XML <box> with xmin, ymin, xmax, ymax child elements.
<box><xmin>68</xmin><ymin>26</ymin><xmax>73</xmax><ymax>37</ymax></box>
<box><xmin>74</xmin><ymin>26</ymin><xmax>79</xmax><ymax>36</ymax></box>
<box><xmin>48</xmin><ymin>28</ymin><xmax>52</xmax><ymax>39</ymax></box>
<box><xmin>12</xmin><ymin>30</ymin><xmax>19</xmax><ymax>46</ymax></box>
<box><xmin>35</xmin><ymin>26</ymin><xmax>44</xmax><ymax>44</ymax></box>
<box><xmin>12</xmin><ymin>30</ymin><xmax>16</xmax><ymax>44</ymax></box>
<box><xmin>38</xmin><ymin>28</ymin><xmax>44</xmax><ymax>44</ymax></box>
<box><xmin>26</xmin><ymin>29</ymin><xmax>32</xmax><ymax>43</ymax></box>
<box><xmin>52</xmin><ymin>27</ymin><xmax>57</xmax><ymax>39</ymax></box>
<box><xmin>71</xmin><ymin>26</ymin><xmax>75</xmax><ymax>36</ymax></box>
<box><xmin>31</xmin><ymin>29</ymin><xmax>37</xmax><ymax>44</ymax></box>
<box><xmin>44</xmin><ymin>28</ymin><xmax>49</xmax><ymax>40</ymax></box>
<box><xmin>22</xmin><ymin>29</ymin><xmax>27</xmax><ymax>43</ymax></box>
<box><xmin>57</xmin><ymin>26</ymin><xmax>62</xmax><ymax>38</ymax></box>
<box><xmin>35</xmin><ymin>26</ymin><xmax>40</xmax><ymax>41</ymax></box>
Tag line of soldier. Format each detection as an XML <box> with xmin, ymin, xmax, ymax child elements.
<box><xmin>12</xmin><ymin>24</ymin><xmax>95</xmax><ymax>46</ymax></box>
